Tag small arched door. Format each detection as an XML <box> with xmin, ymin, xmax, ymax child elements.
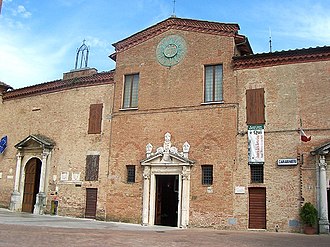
<box><xmin>22</xmin><ymin>158</ymin><xmax>41</xmax><ymax>213</ymax></box>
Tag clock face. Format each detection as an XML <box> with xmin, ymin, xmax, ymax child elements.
<box><xmin>156</xmin><ymin>35</ymin><xmax>187</xmax><ymax>67</ymax></box>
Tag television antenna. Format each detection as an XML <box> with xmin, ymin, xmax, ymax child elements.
<box><xmin>171</xmin><ymin>0</ymin><xmax>176</xmax><ymax>17</ymax></box>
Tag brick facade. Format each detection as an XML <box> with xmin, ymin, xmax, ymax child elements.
<box><xmin>0</xmin><ymin>17</ymin><xmax>329</xmax><ymax>233</ymax></box>
<box><xmin>0</xmin><ymin>70</ymin><xmax>114</xmax><ymax>219</ymax></box>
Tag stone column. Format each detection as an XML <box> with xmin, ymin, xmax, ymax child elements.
<box><xmin>9</xmin><ymin>152</ymin><xmax>23</xmax><ymax>211</ymax></box>
<box><xmin>149</xmin><ymin>173</ymin><xmax>156</xmax><ymax>225</ymax></box>
<box><xmin>34</xmin><ymin>151</ymin><xmax>49</xmax><ymax>215</ymax></box>
<box><xmin>181</xmin><ymin>165</ymin><xmax>190</xmax><ymax>228</ymax></box>
<box><xmin>318</xmin><ymin>155</ymin><xmax>329</xmax><ymax>234</ymax></box>
<box><xmin>142</xmin><ymin>166</ymin><xmax>150</xmax><ymax>226</ymax></box>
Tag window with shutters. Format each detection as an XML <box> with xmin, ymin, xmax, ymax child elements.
<box><xmin>246</xmin><ymin>88</ymin><xmax>265</xmax><ymax>124</ymax></box>
<box><xmin>126</xmin><ymin>165</ymin><xmax>135</xmax><ymax>183</ymax></box>
<box><xmin>88</xmin><ymin>104</ymin><xmax>103</xmax><ymax>134</ymax></box>
<box><xmin>204</xmin><ymin>64</ymin><xmax>223</xmax><ymax>103</ymax></box>
<box><xmin>250</xmin><ymin>164</ymin><xmax>264</xmax><ymax>183</ymax></box>
<box><xmin>85</xmin><ymin>155</ymin><xmax>99</xmax><ymax>181</ymax></box>
<box><xmin>202</xmin><ymin>165</ymin><xmax>213</xmax><ymax>185</ymax></box>
<box><xmin>123</xmin><ymin>74</ymin><xmax>139</xmax><ymax>109</ymax></box>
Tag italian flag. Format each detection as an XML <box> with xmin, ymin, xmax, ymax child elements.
<box><xmin>300</xmin><ymin>128</ymin><xmax>311</xmax><ymax>142</ymax></box>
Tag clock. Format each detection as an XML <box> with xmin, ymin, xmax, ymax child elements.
<box><xmin>156</xmin><ymin>35</ymin><xmax>187</xmax><ymax>67</ymax></box>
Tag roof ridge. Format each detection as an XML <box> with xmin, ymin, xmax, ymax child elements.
<box><xmin>2</xmin><ymin>70</ymin><xmax>115</xmax><ymax>101</ymax></box>
<box><xmin>233</xmin><ymin>46</ymin><xmax>330</xmax><ymax>69</ymax></box>
<box><xmin>112</xmin><ymin>17</ymin><xmax>240</xmax><ymax>53</ymax></box>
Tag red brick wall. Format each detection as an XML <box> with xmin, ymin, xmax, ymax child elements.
<box><xmin>107</xmin><ymin>29</ymin><xmax>239</xmax><ymax>226</ymax></box>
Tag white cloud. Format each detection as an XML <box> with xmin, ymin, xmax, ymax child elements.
<box><xmin>17</xmin><ymin>5</ymin><xmax>31</xmax><ymax>18</ymax></box>
<box><xmin>0</xmin><ymin>28</ymin><xmax>75</xmax><ymax>88</ymax></box>
<box><xmin>262</xmin><ymin>2</ymin><xmax>330</xmax><ymax>44</ymax></box>
<box><xmin>84</xmin><ymin>36</ymin><xmax>109</xmax><ymax>50</ymax></box>
<box><xmin>11</xmin><ymin>5</ymin><xmax>32</xmax><ymax>18</ymax></box>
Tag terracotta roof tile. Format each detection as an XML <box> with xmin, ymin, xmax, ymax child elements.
<box><xmin>3</xmin><ymin>70</ymin><xmax>114</xmax><ymax>101</ymax></box>
<box><xmin>112</xmin><ymin>17</ymin><xmax>240</xmax><ymax>53</ymax></box>
<box><xmin>233</xmin><ymin>46</ymin><xmax>330</xmax><ymax>69</ymax></box>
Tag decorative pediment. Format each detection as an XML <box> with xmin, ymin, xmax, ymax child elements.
<box><xmin>141</xmin><ymin>132</ymin><xmax>194</xmax><ymax>165</ymax></box>
<box><xmin>111</xmin><ymin>17</ymin><xmax>242</xmax><ymax>55</ymax></box>
<box><xmin>15</xmin><ymin>134</ymin><xmax>55</xmax><ymax>150</ymax></box>
<box><xmin>311</xmin><ymin>142</ymin><xmax>330</xmax><ymax>156</ymax></box>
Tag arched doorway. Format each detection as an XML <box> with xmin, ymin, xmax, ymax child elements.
<box><xmin>22</xmin><ymin>158</ymin><xmax>42</xmax><ymax>213</ymax></box>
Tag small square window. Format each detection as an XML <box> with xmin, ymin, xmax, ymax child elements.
<box><xmin>202</xmin><ymin>165</ymin><xmax>213</xmax><ymax>185</ymax></box>
<box><xmin>250</xmin><ymin>164</ymin><xmax>264</xmax><ymax>183</ymax></box>
<box><xmin>127</xmin><ymin>165</ymin><xmax>135</xmax><ymax>183</ymax></box>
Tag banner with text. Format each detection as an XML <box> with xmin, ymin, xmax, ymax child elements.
<box><xmin>248</xmin><ymin>125</ymin><xmax>264</xmax><ymax>164</ymax></box>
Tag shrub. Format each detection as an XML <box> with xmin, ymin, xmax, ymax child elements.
<box><xmin>299</xmin><ymin>202</ymin><xmax>318</xmax><ymax>226</ymax></box>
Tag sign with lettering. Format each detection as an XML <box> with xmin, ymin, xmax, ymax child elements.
<box><xmin>277</xmin><ymin>158</ymin><xmax>298</xmax><ymax>166</ymax></box>
<box><xmin>248</xmin><ymin>125</ymin><xmax>264</xmax><ymax>164</ymax></box>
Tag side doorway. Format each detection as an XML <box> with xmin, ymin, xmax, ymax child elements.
<box><xmin>85</xmin><ymin>188</ymin><xmax>97</xmax><ymax>219</ymax></box>
<box><xmin>249</xmin><ymin>187</ymin><xmax>266</xmax><ymax>229</ymax></box>
<box><xmin>155</xmin><ymin>175</ymin><xmax>179</xmax><ymax>227</ymax></box>
<box><xmin>22</xmin><ymin>158</ymin><xmax>42</xmax><ymax>213</ymax></box>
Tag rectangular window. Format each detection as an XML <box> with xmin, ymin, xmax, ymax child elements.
<box><xmin>250</xmin><ymin>164</ymin><xmax>264</xmax><ymax>183</ymax></box>
<box><xmin>204</xmin><ymin>65</ymin><xmax>223</xmax><ymax>102</ymax></box>
<box><xmin>85</xmin><ymin>155</ymin><xmax>99</xmax><ymax>181</ymax></box>
<box><xmin>123</xmin><ymin>74</ymin><xmax>139</xmax><ymax>108</ymax></box>
<box><xmin>202</xmin><ymin>165</ymin><xmax>213</xmax><ymax>185</ymax></box>
<box><xmin>88</xmin><ymin>104</ymin><xmax>103</xmax><ymax>134</ymax></box>
<box><xmin>246</xmin><ymin>88</ymin><xmax>265</xmax><ymax>124</ymax></box>
<box><xmin>126</xmin><ymin>165</ymin><xmax>136</xmax><ymax>183</ymax></box>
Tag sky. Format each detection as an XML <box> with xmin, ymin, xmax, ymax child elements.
<box><xmin>0</xmin><ymin>0</ymin><xmax>329</xmax><ymax>89</ymax></box>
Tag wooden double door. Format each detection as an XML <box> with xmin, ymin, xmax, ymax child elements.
<box><xmin>22</xmin><ymin>158</ymin><xmax>42</xmax><ymax>213</ymax></box>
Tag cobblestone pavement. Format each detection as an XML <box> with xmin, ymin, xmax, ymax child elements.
<box><xmin>0</xmin><ymin>209</ymin><xmax>329</xmax><ymax>247</ymax></box>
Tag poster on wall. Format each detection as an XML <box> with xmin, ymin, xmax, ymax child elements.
<box><xmin>248</xmin><ymin>125</ymin><xmax>264</xmax><ymax>164</ymax></box>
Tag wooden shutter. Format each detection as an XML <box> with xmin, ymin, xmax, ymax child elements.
<box><xmin>249</xmin><ymin>187</ymin><xmax>266</xmax><ymax>229</ymax></box>
<box><xmin>88</xmin><ymin>104</ymin><xmax>103</xmax><ymax>134</ymax></box>
<box><xmin>246</xmin><ymin>88</ymin><xmax>265</xmax><ymax>124</ymax></box>
<box><xmin>85</xmin><ymin>155</ymin><xmax>99</xmax><ymax>181</ymax></box>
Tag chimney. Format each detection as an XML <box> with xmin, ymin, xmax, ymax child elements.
<box><xmin>62</xmin><ymin>67</ymin><xmax>98</xmax><ymax>80</ymax></box>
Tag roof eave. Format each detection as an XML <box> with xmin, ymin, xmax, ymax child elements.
<box><xmin>112</xmin><ymin>17</ymin><xmax>240</xmax><ymax>53</ymax></box>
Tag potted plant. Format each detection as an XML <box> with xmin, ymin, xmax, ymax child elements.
<box><xmin>299</xmin><ymin>202</ymin><xmax>318</xmax><ymax>234</ymax></box>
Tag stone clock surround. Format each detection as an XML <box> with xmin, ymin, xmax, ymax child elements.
<box><xmin>156</xmin><ymin>35</ymin><xmax>187</xmax><ymax>67</ymax></box>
